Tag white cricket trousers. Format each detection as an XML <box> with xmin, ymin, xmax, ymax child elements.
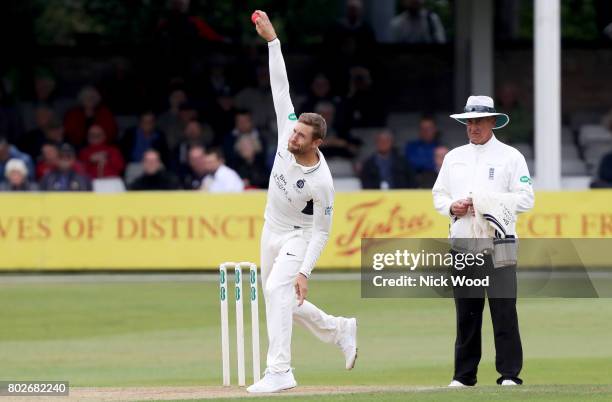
<box><xmin>260</xmin><ymin>223</ymin><xmax>342</xmax><ymax>373</ymax></box>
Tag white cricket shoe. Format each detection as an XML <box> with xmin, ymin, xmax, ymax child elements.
<box><xmin>246</xmin><ymin>369</ymin><xmax>297</xmax><ymax>393</ymax></box>
<box><xmin>448</xmin><ymin>380</ymin><xmax>468</xmax><ymax>388</ymax></box>
<box><xmin>337</xmin><ymin>317</ymin><xmax>358</xmax><ymax>370</ymax></box>
<box><xmin>501</xmin><ymin>379</ymin><xmax>519</xmax><ymax>386</ymax></box>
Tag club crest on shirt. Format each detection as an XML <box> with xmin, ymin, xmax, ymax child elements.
<box><xmin>293</xmin><ymin>179</ymin><xmax>305</xmax><ymax>192</ymax></box>
<box><xmin>325</xmin><ymin>205</ymin><xmax>334</xmax><ymax>216</ymax></box>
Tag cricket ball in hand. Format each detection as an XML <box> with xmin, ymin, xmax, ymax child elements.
<box><xmin>251</xmin><ymin>11</ymin><xmax>260</xmax><ymax>24</ymax></box>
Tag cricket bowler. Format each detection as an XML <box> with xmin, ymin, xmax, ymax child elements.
<box><xmin>246</xmin><ymin>10</ymin><xmax>358</xmax><ymax>394</ymax></box>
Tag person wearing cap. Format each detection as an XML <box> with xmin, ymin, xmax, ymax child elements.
<box><xmin>0</xmin><ymin>137</ymin><xmax>35</xmax><ymax>183</ymax></box>
<box><xmin>432</xmin><ymin>95</ymin><xmax>535</xmax><ymax>387</ymax></box>
<box><xmin>0</xmin><ymin>159</ymin><xmax>38</xmax><ymax>191</ymax></box>
<box><xmin>40</xmin><ymin>144</ymin><xmax>91</xmax><ymax>192</ymax></box>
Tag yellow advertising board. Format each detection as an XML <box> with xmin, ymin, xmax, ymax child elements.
<box><xmin>0</xmin><ymin>190</ymin><xmax>611</xmax><ymax>270</ymax></box>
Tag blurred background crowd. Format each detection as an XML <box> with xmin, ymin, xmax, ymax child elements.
<box><xmin>1</xmin><ymin>0</ymin><xmax>612</xmax><ymax>193</ymax></box>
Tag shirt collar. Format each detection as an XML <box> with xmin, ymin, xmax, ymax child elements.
<box><xmin>469</xmin><ymin>134</ymin><xmax>497</xmax><ymax>152</ymax></box>
<box><xmin>290</xmin><ymin>149</ymin><xmax>323</xmax><ymax>174</ymax></box>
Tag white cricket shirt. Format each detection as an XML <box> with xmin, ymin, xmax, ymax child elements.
<box><xmin>264</xmin><ymin>39</ymin><xmax>335</xmax><ymax>278</ymax></box>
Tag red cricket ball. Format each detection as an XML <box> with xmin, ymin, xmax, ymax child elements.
<box><xmin>251</xmin><ymin>12</ymin><xmax>260</xmax><ymax>24</ymax></box>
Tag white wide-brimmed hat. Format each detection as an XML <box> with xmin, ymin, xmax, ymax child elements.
<box><xmin>450</xmin><ymin>95</ymin><xmax>510</xmax><ymax>130</ymax></box>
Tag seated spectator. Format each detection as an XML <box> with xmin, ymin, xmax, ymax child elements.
<box><xmin>42</xmin><ymin>119</ymin><xmax>65</xmax><ymax>148</ymax></box>
<box><xmin>120</xmin><ymin>111</ymin><xmax>170</xmax><ymax>165</ymax></box>
<box><xmin>315</xmin><ymin>101</ymin><xmax>360</xmax><ymax>158</ymax></box>
<box><xmin>78</xmin><ymin>125</ymin><xmax>125</xmax><ymax>179</ymax></box>
<box><xmin>359</xmin><ymin>129</ymin><xmax>415</xmax><ymax>189</ymax></box>
<box><xmin>343</xmin><ymin>66</ymin><xmax>386</xmax><ymax>128</ymax></box>
<box><xmin>158</xmin><ymin>89</ymin><xmax>188</xmax><ymax>151</ymax></box>
<box><xmin>209</xmin><ymin>86</ymin><xmax>237</xmax><ymax>145</ymax></box>
<box><xmin>0</xmin><ymin>137</ymin><xmax>35</xmax><ymax>183</ymax></box>
<box><xmin>324</xmin><ymin>0</ymin><xmax>376</xmax><ymax>59</ymax></box>
<box><xmin>36</xmin><ymin>143</ymin><xmax>60</xmax><ymax>179</ymax></box>
<box><xmin>495</xmin><ymin>82</ymin><xmax>533</xmax><ymax>144</ymax></box>
<box><xmin>18</xmin><ymin>105</ymin><xmax>55</xmax><ymax>159</ymax></box>
<box><xmin>300</xmin><ymin>74</ymin><xmax>342</xmax><ymax>115</ymax></box>
<box><xmin>0</xmin><ymin>159</ymin><xmax>38</xmax><ymax>192</ymax></box>
<box><xmin>235</xmin><ymin>65</ymin><xmax>275</xmax><ymax>138</ymax></box>
<box><xmin>129</xmin><ymin>149</ymin><xmax>180</xmax><ymax>191</ymax></box>
<box><xmin>223</xmin><ymin>110</ymin><xmax>266</xmax><ymax>167</ymax></box>
<box><xmin>416</xmin><ymin>145</ymin><xmax>448</xmax><ymax>188</ymax></box>
<box><xmin>389</xmin><ymin>0</ymin><xmax>446</xmax><ymax>44</ymax></box>
<box><xmin>404</xmin><ymin>116</ymin><xmax>439</xmax><ymax>173</ymax></box>
<box><xmin>591</xmin><ymin>152</ymin><xmax>612</xmax><ymax>188</ymax></box>
<box><xmin>64</xmin><ymin>86</ymin><xmax>118</xmax><ymax>148</ymax></box>
<box><xmin>181</xmin><ymin>145</ymin><xmax>208</xmax><ymax>190</ymax></box>
<box><xmin>231</xmin><ymin>136</ymin><xmax>269</xmax><ymax>189</ymax></box>
<box><xmin>201</xmin><ymin>148</ymin><xmax>244</xmax><ymax>192</ymax></box>
<box><xmin>40</xmin><ymin>144</ymin><xmax>91</xmax><ymax>191</ymax></box>
<box><xmin>20</xmin><ymin>69</ymin><xmax>72</xmax><ymax>133</ymax></box>
<box><xmin>174</xmin><ymin>120</ymin><xmax>214</xmax><ymax>172</ymax></box>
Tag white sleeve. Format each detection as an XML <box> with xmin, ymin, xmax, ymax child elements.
<box><xmin>299</xmin><ymin>182</ymin><xmax>334</xmax><ymax>278</ymax></box>
<box><xmin>508</xmin><ymin>153</ymin><xmax>535</xmax><ymax>213</ymax></box>
<box><xmin>268</xmin><ymin>39</ymin><xmax>296</xmax><ymax>147</ymax></box>
<box><xmin>432</xmin><ymin>158</ymin><xmax>454</xmax><ymax>217</ymax></box>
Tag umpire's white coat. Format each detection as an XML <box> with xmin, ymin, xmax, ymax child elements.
<box><xmin>432</xmin><ymin>135</ymin><xmax>535</xmax><ymax>238</ymax></box>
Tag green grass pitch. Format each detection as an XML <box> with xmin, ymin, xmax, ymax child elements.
<box><xmin>1</xmin><ymin>276</ymin><xmax>611</xmax><ymax>401</ymax></box>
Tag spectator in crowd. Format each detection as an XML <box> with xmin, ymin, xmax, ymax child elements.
<box><xmin>209</xmin><ymin>86</ymin><xmax>237</xmax><ymax>145</ymax></box>
<box><xmin>591</xmin><ymin>152</ymin><xmax>612</xmax><ymax>188</ymax></box>
<box><xmin>182</xmin><ymin>145</ymin><xmax>208</xmax><ymax>190</ymax></box>
<box><xmin>416</xmin><ymin>145</ymin><xmax>448</xmax><ymax>188</ymax></box>
<box><xmin>20</xmin><ymin>70</ymin><xmax>72</xmax><ymax>133</ymax></box>
<box><xmin>389</xmin><ymin>0</ymin><xmax>447</xmax><ymax>44</ymax></box>
<box><xmin>158</xmin><ymin>89</ymin><xmax>188</xmax><ymax>151</ymax></box>
<box><xmin>405</xmin><ymin>116</ymin><xmax>440</xmax><ymax>173</ymax></box>
<box><xmin>315</xmin><ymin>101</ymin><xmax>360</xmax><ymax>159</ymax></box>
<box><xmin>201</xmin><ymin>148</ymin><xmax>244</xmax><ymax>192</ymax></box>
<box><xmin>203</xmin><ymin>60</ymin><xmax>232</xmax><ymax>99</ymax></box>
<box><xmin>174</xmin><ymin>120</ymin><xmax>214</xmax><ymax>172</ymax></box>
<box><xmin>18</xmin><ymin>105</ymin><xmax>56</xmax><ymax>158</ymax></box>
<box><xmin>495</xmin><ymin>82</ymin><xmax>533</xmax><ymax>144</ymax></box>
<box><xmin>359</xmin><ymin>129</ymin><xmax>415</xmax><ymax>189</ymax></box>
<box><xmin>223</xmin><ymin>110</ymin><xmax>265</xmax><ymax>167</ymax></box>
<box><xmin>40</xmin><ymin>144</ymin><xmax>91</xmax><ymax>191</ymax></box>
<box><xmin>235</xmin><ymin>65</ymin><xmax>275</xmax><ymax>139</ymax></box>
<box><xmin>0</xmin><ymin>159</ymin><xmax>38</xmax><ymax>192</ymax></box>
<box><xmin>231</xmin><ymin>136</ymin><xmax>269</xmax><ymax>189</ymax></box>
<box><xmin>120</xmin><ymin>111</ymin><xmax>170</xmax><ymax>165</ymax></box>
<box><xmin>344</xmin><ymin>66</ymin><xmax>386</xmax><ymax>128</ymax></box>
<box><xmin>43</xmin><ymin>119</ymin><xmax>65</xmax><ymax>148</ymax></box>
<box><xmin>36</xmin><ymin>143</ymin><xmax>60</xmax><ymax>180</ymax></box>
<box><xmin>63</xmin><ymin>86</ymin><xmax>118</xmax><ymax>148</ymax></box>
<box><xmin>0</xmin><ymin>82</ymin><xmax>23</xmax><ymax>143</ymax></box>
<box><xmin>79</xmin><ymin>125</ymin><xmax>125</xmax><ymax>179</ymax></box>
<box><xmin>324</xmin><ymin>0</ymin><xmax>376</xmax><ymax>58</ymax></box>
<box><xmin>300</xmin><ymin>74</ymin><xmax>342</xmax><ymax>115</ymax></box>
<box><xmin>0</xmin><ymin>137</ymin><xmax>35</xmax><ymax>182</ymax></box>
<box><xmin>129</xmin><ymin>149</ymin><xmax>180</xmax><ymax>191</ymax></box>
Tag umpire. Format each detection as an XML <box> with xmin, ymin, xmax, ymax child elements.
<box><xmin>432</xmin><ymin>96</ymin><xmax>535</xmax><ymax>387</ymax></box>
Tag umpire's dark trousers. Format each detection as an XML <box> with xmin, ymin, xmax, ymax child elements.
<box><xmin>452</xmin><ymin>255</ymin><xmax>523</xmax><ymax>385</ymax></box>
